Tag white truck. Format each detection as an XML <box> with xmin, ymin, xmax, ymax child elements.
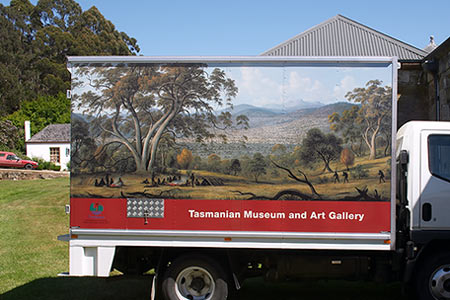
<box><xmin>61</xmin><ymin>56</ymin><xmax>450</xmax><ymax>300</ymax></box>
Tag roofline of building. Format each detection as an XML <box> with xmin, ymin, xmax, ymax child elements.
<box><xmin>26</xmin><ymin>141</ymin><xmax>70</xmax><ymax>144</ymax></box>
<box><xmin>261</xmin><ymin>14</ymin><xmax>427</xmax><ymax>57</ymax></box>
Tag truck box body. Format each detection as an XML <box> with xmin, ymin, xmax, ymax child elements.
<box><xmin>67</xmin><ymin>56</ymin><xmax>398</xmax><ymax>276</ymax></box>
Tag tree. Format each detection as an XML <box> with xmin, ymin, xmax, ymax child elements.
<box><xmin>7</xmin><ymin>92</ymin><xmax>70</xmax><ymax>136</ymax></box>
<box><xmin>177</xmin><ymin>148</ymin><xmax>193</xmax><ymax>170</ymax></box>
<box><xmin>230</xmin><ymin>159</ymin><xmax>241</xmax><ymax>176</ymax></box>
<box><xmin>247</xmin><ymin>153</ymin><xmax>267</xmax><ymax>182</ymax></box>
<box><xmin>299</xmin><ymin>128</ymin><xmax>342</xmax><ymax>173</ymax></box>
<box><xmin>329</xmin><ymin>105</ymin><xmax>365</xmax><ymax>157</ymax></box>
<box><xmin>344</xmin><ymin>80</ymin><xmax>392</xmax><ymax>160</ymax></box>
<box><xmin>0</xmin><ymin>0</ymin><xmax>139</xmax><ymax>116</ymax></box>
<box><xmin>75</xmin><ymin>65</ymin><xmax>248</xmax><ymax>173</ymax></box>
<box><xmin>340</xmin><ymin>148</ymin><xmax>355</xmax><ymax>171</ymax></box>
<box><xmin>0</xmin><ymin>120</ymin><xmax>20</xmax><ymax>150</ymax></box>
<box><xmin>207</xmin><ymin>154</ymin><xmax>221</xmax><ymax>173</ymax></box>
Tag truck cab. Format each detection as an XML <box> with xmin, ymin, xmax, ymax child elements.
<box><xmin>397</xmin><ymin>121</ymin><xmax>450</xmax><ymax>234</ymax></box>
<box><xmin>397</xmin><ymin>121</ymin><xmax>450</xmax><ymax>300</ymax></box>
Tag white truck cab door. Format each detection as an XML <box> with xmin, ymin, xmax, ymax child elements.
<box><xmin>420</xmin><ymin>132</ymin><xmax>450</xmax><ymax>229</ymax></box>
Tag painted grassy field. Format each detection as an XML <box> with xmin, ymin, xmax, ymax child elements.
<box><xmin>71</xmin><ymin>156</ymin><xmax>391</xmax><ymax>202</ymax></box>
<box><xmin>0</xmin><ymin>177</ymin><xmax>407</xmax><ymax>300</ymax></box>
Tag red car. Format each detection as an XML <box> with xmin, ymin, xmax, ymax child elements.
<box><xmin>0</xmin><ymin>151</ymin><xmax>38</xmax><ymax>170</ymax></box>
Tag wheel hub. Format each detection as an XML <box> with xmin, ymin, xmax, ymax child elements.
<box><xmin>175</xmin><ymin>266</ymin><xmax>215</xmax><ymax>300</ymax></box>
<box><xmin>430</xmin><ymin>265</ymin><xmax>450</xmax><ymax>299</ymax></box>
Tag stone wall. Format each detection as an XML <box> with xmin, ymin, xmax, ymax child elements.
<box><xmin>398</xmin><ymin>64</ymin><xmax>431</xmax><ymax>128</ymax></box>
<box><xmin>423</xmin><ymin>38</ymin><xmax>450</xmax><ymax>121</ymax></box>
<box><xmin>0</xmin><ymin>168</ymin><xmax>69</xmax><ymax>180</ymax></box>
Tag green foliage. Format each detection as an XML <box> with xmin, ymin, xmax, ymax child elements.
<box><xmin>331</xmin><ymin>80</ymin><xmax>392</xmax><ymax>160</ymax></box>
<box><xmin>299</xmin><ymin>128</ymin><xmax>342</xmax><ymax>173</ymax></box>
<box><xmin>0</xmin><ymin>120</ymin><xmax>20</xmax><ymax>150</ymax></box>
<box><xmin>207</xmin><ymin>154</ymin><xmax>221</xmax><ymax>172</ymax></box>
<box><xmin>7</xmin><ymin>93</ymin><xmax>70</xmax><ymax>137</ymax></box>
<box><xmin>0</xmin><ymin>0</ymin><xmax>139</xmax><ymax>117</ymax></box>
<box><xmin>351</xmin><ymin>164</ymin><xmax>369</xmax><ymax>179</ymax></box>
<box><xmin>247</xmin><ymin>153</ymin><xmax>267</xmax><ymax>182</ymax></box>
<box><xmin>32</xmin><ymin>157</ymin><xmax>60</xmax><ymax>171</ymax></box>
<box><xmin>230</xmin><ymin>159</ymin><xmax>241</xmax><ymax>175</ymax></box>
<box><xmin>318</xmin><ymin>175</ymin><xmax>330</xmax><ymax>184</ymax></box>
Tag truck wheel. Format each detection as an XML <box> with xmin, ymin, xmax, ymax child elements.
<box><xmin>162</xmin><ymin>255</ymin><xmax>228</xmax><ymax>300</ymax></box>
<box><xmin>416</xmin><ymin>253</ymin><xmax>450</xmax><ymax>300</ymax></box>
<box><xmin>24</xmin><ymin>164</ymin><xmax>33</xmax><ymax>170</ymax></box>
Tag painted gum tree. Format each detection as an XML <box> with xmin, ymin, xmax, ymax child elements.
<box><xmin>74</xmin><ymin>64</ymin><xmax>248</xmax><ymax>173</ymax></box>
<box><xmin>331</xmin><ymin>80</ymin><xmax>392</xmax><ymax>160</ymax></box>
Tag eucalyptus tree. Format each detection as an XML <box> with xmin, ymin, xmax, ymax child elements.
<box><xmin>75</xmin><ymin>65</ymin><xmax>248</xmax><ymax>173</ymax></box>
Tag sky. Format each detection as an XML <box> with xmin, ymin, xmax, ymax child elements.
<box><xmin>1</xmin><ymin>0</ymin><xmax>449</xmax><ymax>56</ymax></box>
<box><xmin>72</xmin><ymin>62</ymin><xmax>392</xmax><ymax>113</ymax></box>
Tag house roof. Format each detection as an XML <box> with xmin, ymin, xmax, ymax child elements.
<box><xmin>261</xmin><ymin>15</ymin><xmax>427</xmax><ymax>60</ymax></box>
<box><xmin>27</xmin><ymin>124</ymin><xmax>70</xmax><ymax>143</ymax></box>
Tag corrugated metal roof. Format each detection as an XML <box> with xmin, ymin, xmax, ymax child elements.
<box><xmin>28</xmin><ymin>124</ymin><xmax>70</xmax><ymax>143</ymax></box>
<box><xmin>261</xmin><ymin>15</ymin><xmax>427</xmax><ymax>60</ymax></box>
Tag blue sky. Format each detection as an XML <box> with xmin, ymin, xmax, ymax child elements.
<box><xmin>1</xmin><ymin>0</ymin><xmax>449</xmax><ymax>55</ymax></box>
<box><xmin>72</xmin><ymin>62</ymin><xmax>392</xmax><ymax>113</ymax></box>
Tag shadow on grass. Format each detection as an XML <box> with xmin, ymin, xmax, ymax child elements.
<box><xmin>238</xmin><ymin>277</ymin><xmax>408</xmax><ymax>300</ymax></box>
<box><xmin>1</xmin><ymin>275</ymin><xmax>409</xmax><ymax>300</ymax></box>
<box><xmin>0</xmin><ymin>275</ymin><xmax>152</xmax><ymax>300</ymax></box>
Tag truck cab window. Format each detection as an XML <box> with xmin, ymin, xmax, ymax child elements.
<box><xmin>428</xmin><ymin>135</ymin><xmax>450</xmax><ymax>181</ymax></box>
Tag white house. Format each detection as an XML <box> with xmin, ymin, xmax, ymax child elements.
<box><xmin>25</xmin><ymin>121</ymin><xmax>71</xmax><ymax>171</ymax></box>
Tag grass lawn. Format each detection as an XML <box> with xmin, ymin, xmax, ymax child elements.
<box><xmin>0</xmin><ymin>177</ymin><xmax>406</xmax><ymax>300</ymax></box>
<box><xmin>0</xmin><ymin>178</ymin><xmax>150</xmax><ymax>300</ymax></box>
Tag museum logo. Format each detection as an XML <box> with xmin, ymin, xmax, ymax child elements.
<box><xmin>89</xmin><ymin>202</ymin><xmax>105</xmax><ymax>219</ymax></box>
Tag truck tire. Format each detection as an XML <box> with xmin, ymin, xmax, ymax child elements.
<box><xmin>161</xmin><ymin>254</ymin><xmax>229</xmax><ymax>300</ymax></box>
<box><xmin>416</xmin><ymin>252</ymin><xmax>450</xmax><ymax>300</ymax></box>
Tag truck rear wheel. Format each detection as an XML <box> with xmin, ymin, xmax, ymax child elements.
<box><xmin>161</xmin><ymin>255</ymin><xmax>228</xmax><ymax>300</ymax></box>
<box><xmin>416</xmin><ymin>253</ymin><xmax>450</xmax><ymax>300</ymax></box>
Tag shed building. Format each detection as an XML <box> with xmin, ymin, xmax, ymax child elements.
<box><xmin>25</xmin><ymin>122</ymin><xmax>71</xmax><ymax>171</ymax></box>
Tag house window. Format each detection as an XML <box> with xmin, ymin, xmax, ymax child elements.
<box><xmin>50</xmin><ymin>147</ymin><xmax>60</xmax><ymax>163</ymax></box>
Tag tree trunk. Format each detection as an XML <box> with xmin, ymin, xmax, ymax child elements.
<box><xmin>324</xmin><ymin>161</ymin><xmax>333</xmax><ymax>173</ymax></box>
<box><xmin>369</xmin><ymin>128</ymin><xmax>379</xmax><ymax>160</ymax></box>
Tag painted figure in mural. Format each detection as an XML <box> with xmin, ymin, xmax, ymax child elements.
<box><xmin>333</xmin><ymin>171</ymin><xmax>340</xmax><ymax>183</ymax></box>
<box><xmin>342</xmin><ymin>171</ymin><xmax>349</xmax><ymax>183</ymax></box>
<box><xmin>191</xmin><ymin>172</ymin><xmax>195</xmax><ymax>187</ymax></box>
<box><xmin>379</xmin><ymin>170</ymin><xmax>385</xmax><ymax>183</ymax></box>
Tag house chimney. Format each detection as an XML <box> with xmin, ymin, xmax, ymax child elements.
<box><xmin>24</xmin><ymin>121</ymin><xmax>31</xmax><ymax>142</ymax></box>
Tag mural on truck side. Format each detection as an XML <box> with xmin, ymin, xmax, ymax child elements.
<box><xmin>70</xmin><ymin>62</ymin><xmax>393</xmax><ymax>202</ymax></box>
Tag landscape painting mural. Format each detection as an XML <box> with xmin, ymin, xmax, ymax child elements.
<box><xmin>70</xmin><ymin>61</ymin><xmax>393</xmax><ymax>204</ymax></box>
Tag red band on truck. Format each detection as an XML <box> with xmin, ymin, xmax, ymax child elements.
<box><xmin>70</xmin><ymin>198</ymin><xmax>390</xmax><ymax>233</ymax></box>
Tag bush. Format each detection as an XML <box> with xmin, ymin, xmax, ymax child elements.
<box><xmin>32</xmin><ymin>157</ymin><xmax>61</xmax><ymax>171</ymax></box>
<box><xmin>351</xmin><ymin>164</ymin><xmax>369</xmax><ymax>179</ymax></box>
<box><xmin>317</xmin><ymin>176</ymin><xmax>329</xmax><ymax>184</ymax></box>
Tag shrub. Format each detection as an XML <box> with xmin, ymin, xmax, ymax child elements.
<box><xmin>351</xmin><ymin>164</ymin><xmax>369</xmax><ymax>179</ymax></box>
<box><xmin>51</xmin><ymin>164</ymin><xmax>61</xmax><ymax>171</ymax></box>
<box><xmin>32</xmin><ymin>157</ymin><xmax>60</xmax><ymax>171</ymax></box>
